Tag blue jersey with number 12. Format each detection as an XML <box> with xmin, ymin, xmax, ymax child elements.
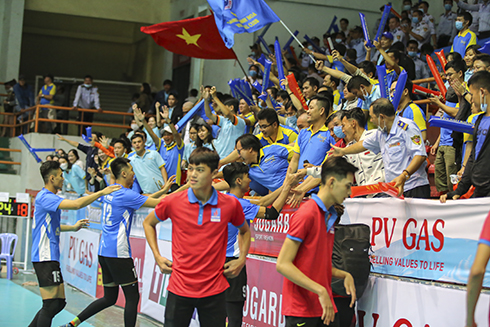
<box><xmin>98</xmin><ymin>185</ymin><xmax>147</xmax><ymax>258</ymax></box>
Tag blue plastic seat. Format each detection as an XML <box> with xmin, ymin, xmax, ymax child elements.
<box><xmin>0</xmin><ymin>233</ymin><xmax>18</xmax><ymax>280</ymax></box>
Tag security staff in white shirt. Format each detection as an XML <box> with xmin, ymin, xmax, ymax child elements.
<box><xmin>402</xmin><ymin>10</ymin><xmax>431</xmax><ymax>48</ymax></box>
<box><xmin>437</xmin><ymin>0</ymin><xmax>458</xmax><ymax>46</ymax></box>
<box><xmin>389</xmin><ymin>17</ymin><xmax>407</xmax><ymax>46</ymax></box>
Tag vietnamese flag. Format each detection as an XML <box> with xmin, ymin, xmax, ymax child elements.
<box><xmin>141</xmin><ymin>14</ymin><xmax>237</xmax><ymax>60</ymax></box>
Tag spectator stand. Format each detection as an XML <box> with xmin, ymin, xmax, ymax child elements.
<box><xmin>0</xmin><ymin>192</ymin><xmax>32</xmax><ymax>272</ymax></box>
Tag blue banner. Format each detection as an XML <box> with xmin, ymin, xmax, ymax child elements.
<box><xmin>208</xmin><ymin>0</ymin><xmax>280</xmax><ymax>48</ymax></box>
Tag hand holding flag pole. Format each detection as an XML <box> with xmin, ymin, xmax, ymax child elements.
<box><xmin>279</xmin><ymin>20</ymin><xmax>316</xmax><ymax>62</ymax></box>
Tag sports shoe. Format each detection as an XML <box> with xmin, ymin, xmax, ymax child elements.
<box><xmin>59</xmin><ymin>323</ymin><xmax>74</xmax><ymax>327</ymax></box>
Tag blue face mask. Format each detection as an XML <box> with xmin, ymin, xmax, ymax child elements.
<box><xmin>333</xmin><ymin>125</ymin><xmax>345</xmax><ymax>139</ymax></box>
<box><xmin>83</xmin><ymin>84</ymin><xmax>91</xmax><ymax>88</ymax></box>
<box><xmin>445</xmin><ymin>4</ymin><xmax>452</xmax><ymax>11</ymax></box>
<box><xmin>403</xmin><ymin>5</ymin><xmax>411</xmax><ymax>11</ymax></box>
<box><xmin>249</xmin><ymin>70</ymin><xmax>257</xmax><ymax>77</ymax></box>
<box><xmin>412</xmin><ymin>17</ymin><xmax>419</xmax><ymax>24</ymax></box>
<box><xmin>419</xmin><ymin>8</ymin><xmax>424</xmax><ymax>14</ymax></box>
<box><xmin>307</xmin><ymin>45</ymin><xmax>314</xmax><ymax>51</ymax></box>
<box><xmin>455</xmin><ymin>21</ymin><xmax>464</xmax><ymax>31</ymax></box>
<box><xmin>408</xmin><ymin>51</ymin><xmax>418</xmax><ymax>58</ymax></box>
<box><xmin>335</xmin><ymin>38</ymin><xmax>342</xmax><ymax>44</ymax></box>
<box><xmin>286</xmin><ymin>115</ymin><xmax>298</xmax><ymax>129</ymax></box>
<box><xmin>481</xmin><ymin>93</ymin><xmax>488</xmax><ymax>113</ymax></box>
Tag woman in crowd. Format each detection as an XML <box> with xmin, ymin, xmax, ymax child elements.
<box><xmin>136</xmin><ymin>82</ymin><xmax>153</xmax><ymax>113</ymax></box>
<box><xmin>196</xmin><ymin>122</ymin><xmax>217</xmax><ymax>152</ymax></box>
<box><xmin>464</xmin><ymin>45</ymin><xmax>481</xmax><ymax>82</ymax></box>
<box><xmin>181</xmin><ymin>124</ymin><xmax>200</xmax><ymax>169</ymax></box>
<box><xmin>68</xmin><ymin>149</ymin><xmax>84</xmax><ymax>170</ymax></box>
<box><xmin>59</xmin><ymin>154</ymin><xmax>86</xmax><ymax>195</ymax></box>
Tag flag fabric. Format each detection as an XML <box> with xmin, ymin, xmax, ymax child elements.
<box><xmin>141</xmin><ymin>15</ymin><xmax>237</xmax><ymax>60</ymax></box>
<box><xmin>207</xmin><ymin>0</ymin><xmax>280</xmax><ymax>48</ymax></box>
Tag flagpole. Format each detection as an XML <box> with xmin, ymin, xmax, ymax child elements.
<box><xmin>235</xmin><ymin>57</ymin><xmax>257</xmax><ymax>105</ymax></box>
<box><xmin>279</xmin><ymin>20</ymin><xmax>316</xmax><ymax>62</ymax></box>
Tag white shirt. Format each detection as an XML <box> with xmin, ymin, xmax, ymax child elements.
<box><xmin>346</xmin><ymin>130</ymin><xmax>385</xmax><ymax>185</ymax></box>
<box><xmin>411</xmin><ymin>22</ymin><xmax>431</xmax><ymax>48</ymax></box>
<box><xmin>437</xmin><ymin>12</ymin><xmax>458</xmax><ymax>42</ymax></box>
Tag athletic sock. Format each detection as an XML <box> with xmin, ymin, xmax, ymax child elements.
<box><xmin>70</xmin><ymin>317</ymin><xmax>81</xmax><ymax>326</ymax></box>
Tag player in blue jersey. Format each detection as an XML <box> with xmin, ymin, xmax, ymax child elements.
<box><xmin>29</xmin><ymin>161</ymin><xmax>120</xmax><ymax>327</ymax></box>
<box><xmin>222</xmin><ymin>162</ymin><xmax>300</xmax><ymax>327</ymax></box>
<box><xmin>61</xmin><ymin>157</ymin><xmax>177</xmax><ymax>327</ymax></box>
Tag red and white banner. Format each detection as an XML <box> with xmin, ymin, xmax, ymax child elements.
<box><xmin>357</xmin><ymin>276</ymin><xmax>490</xmax><ymax>327</ymax></box>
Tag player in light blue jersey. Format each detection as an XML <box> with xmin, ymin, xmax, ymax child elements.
<box><xmin>222</xmin><ymin>162</ymin><xmax>299</xmax><ymax>327</ymax></box>
<box><xmin>62</xmin><ymin>157</ymin><xmax>177</xmax><ymax>327</ymax></box>
<box><xmin>29</xmin><ymin>161</ymin><xmax>120</xmax><ymax>327</ymax></box>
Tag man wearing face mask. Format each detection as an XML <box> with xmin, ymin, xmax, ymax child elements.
<box><xmin>346</xmin><ymin>76</ymin><xmax>381</xmax><ymax>130</ymax></box>
<box><xmin>456</xmin><ymin>0</ymin><xmax>490</xmax><ymax>40</ymax></box>
<box><xmin>441</xmin><ymin>71</ymin><xmax>490</xmax><ymax>202</ymax></box>
<box><xmin>437</xmin><ymin>0</ymin><xmax>457</xmax><ymax>47</ymax></box>
<box><xmin>451</xmin><ymin>12</ymin><xmax>477</xmax><ymax>57</ymax></box>
<box><xmin>331</xmin><ymin>98</ymin><xmax>429</xmax><ymax>198</ymax></box>
<box><xmin>73</xmin><ymin>75</ymin><xmax>100</xmax><ymax>135</ymax></box>
<box><xmin>347</xmin><ymin>26</ymin><xmax>367</xmax><ymax>64</ymax></box>
<box><xmin>417</xmin><ymin>1</ymin><xmax>436</xmax><ymax>47</ymax></box>
<box><xmin>401</xmin><ymin>10</ymin><xmax>430</xmax><ymax>48</ymax></box>
<box><xmin>406</xmin><ymin>40</ymin><xmax>430</xmax><ymax>82</ymax></box>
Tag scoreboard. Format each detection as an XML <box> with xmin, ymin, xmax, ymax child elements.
<box><xmin>0</xmin><ymin>197</ymin><xmax>29</xmax><ymax>217</ymax></box>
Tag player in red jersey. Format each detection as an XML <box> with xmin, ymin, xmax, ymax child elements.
<box><xmin>277</xmin><ymin>156</ymin><xmax>357</xmax><ymax>327</ymax></box>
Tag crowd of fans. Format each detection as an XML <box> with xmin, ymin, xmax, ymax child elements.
<box><xmin>1</xmin><ymin>0</ymin><xmax>487</xmax><ymax>202</ymax></box>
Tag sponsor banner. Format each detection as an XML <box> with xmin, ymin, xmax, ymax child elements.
<box><xmin>140</xmin><ymin>239</ymin><xmax>199</xmax><ymax>326</ymax></box>
<box><xmin>357</xmin><ymin>276</ymin><xmax>490</xmax><ymax>327</ymax></box>
<box><xmin>341</xmin><ymin>197</ymin><xmax>490</xmax><ymax>286</ymax></box>
<box><xmin>60</xmin><ymin>229</ymin><xmax>100</xmax><ymax>297</ymax></box>
<box><xmin>95</xmin><ymin>237</ymin><xmax>146</xmax><ymax>312</ymax></box>
<box><xmin>242</xmin><ymin>257</ymin><xmax>286</xmax><ymax>327</ymax></box>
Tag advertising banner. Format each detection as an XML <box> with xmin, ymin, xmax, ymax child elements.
<box><xmin>60</xmin><ymin>229</ymin><xmax>100</xmax><ymax>297</ymax></box>
<box><xmin>357</xmin><ymin>276</ymin><xmax>490</xmax><ymax>327</ymax></box>
<box><xmin>342</xmin><ymin>197</ymin><xmax>490</xmax><ymax>286</ymax></box>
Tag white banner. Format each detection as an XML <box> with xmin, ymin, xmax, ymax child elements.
<box><xmin>60</xmin><ymin>229</ymin><xmax>100</xmax><ymax>297</ymax></box>
<box><xmin>341</xmin><ymin>197</ymin><xmax>490</xmax><ymax>286</ymax></box>
<box><xmin>357</xmin><ymin>276</ymin><xmax>490</xmax><ymax>327</ymax></box>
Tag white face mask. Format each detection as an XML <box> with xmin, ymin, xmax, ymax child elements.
<box><xmin>481</xmin><ymin>92</ymin><xmax>488</xmax><ymax>113</ymax></box>
<box><xmin>60</xmin><ymin>163</ymin><xmax>68</xmax><ymax>170</ymax></box>
<box><xmin>131</xmin><ymin>123</ymin><xmax>139</xmax><ymax>131</ymax></box>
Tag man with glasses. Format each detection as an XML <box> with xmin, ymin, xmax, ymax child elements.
<box><xmin>256</xmin><ymin>108</ymin><xmax>298</xmax><ymax>146</ymax></box>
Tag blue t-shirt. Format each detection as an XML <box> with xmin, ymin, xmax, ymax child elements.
<box><xmin>158</xmin><ymin>140</ymin><xmax>185</xmax><ymax>185</ymax></box>
<box><xmin>249</xmin><ymin>144</ymin><xmax>291</xmax><ymax>192</ymax></box>
<box><xmin>213</xmin><ymin>115</ymin><xmax>246</xmax><ymax>159</ymax></box>
<box><xmin>226</xmin><ymin>194</ymin><xmax>259</xmax><ymax>257</ymax></box>
<box><xmin>98</xmin><ymin>185</ymin><xmax>148</xmax><ymax>258</ymax></box>
<box><xmin>32</xmin><ymin>188</ymin><xmax>64</xmax><ymax>262</ymax></box>
<box><xmin>63</xmin><ymin>164</ymin><xmax>86</xmax><ymax>195</ymax></box>
<box><xmin>439</xmin><ymin>111</ymin><xmax>455</xmax><ymax>147</ymax></box>
<box><xmin>183</xmin><ymin>142</ymin><xmax>197</xmax><ymax>162</ymax></box>
<box><xmin>476</xmin><ymin>115</ymin><xmax>490</xmax><ymax>160</ymax></box>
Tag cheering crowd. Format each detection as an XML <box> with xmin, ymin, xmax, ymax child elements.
<box><xmin>24</xmin><ymin>1</ymin><xmax>490</xmax><ymax>327</ymax></box>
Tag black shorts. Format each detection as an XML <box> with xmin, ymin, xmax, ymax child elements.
<box><xmin>98</xmin><ymin>256</ymin><xmax>137</xmax><ymax>285</ymax></box>
<box><xmin>224</xmin><ymin>257</ymin><xmax>247</xmax><ymax>302</ymax></box>
<box><xmin>33</xmin><ymin>261</ymin><xmax>64</xmax><ymax>287</ymax></box>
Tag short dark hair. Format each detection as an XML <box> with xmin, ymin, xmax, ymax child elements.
<box><xmin>342</xmin><ymin>107</ymin><xmax>365</xmax><ymax>127</ymax></box>
<box><xmin>334</xmin><ymin>43</ymin><xmax>347</xmax><ymax>56</ymax></box>
<box><xmin>474</xmin><ymin>53</ymin><xmax>490</xmax><ymax>67</ymax></box>
<box><xmin>320</xmin><ymin>156</ymin><xmax>357</xmax><ymax>186</ymax></box>
<box><xmin>457</xmin><ymin>11</ymin><xmax>473</xmax><ymax>26</ymax></box>
<box><xmin>257</xmin><ymin>108</ymin><xmax>279</xmax><ymax>126</ymax></box>
<box><xmin>390</xmin><ymin>16</ymin><xmax>400</xmax><ymax>23</ymax></box>
<box><xmin>224</xmin><ymin>97</ymin><xmax>239</xmax><ymax>113</ymax></box>
<box><xmin>445</xmin><ymin>59</ymin><xmax>467</xmax><ymax>74</ymax></box>
<box><xmin>188</xmin><ymin>147</ymin><xmax>220</xmax><ymax>171</ymax></box>
<box><xmin>403</xmin><ymin>79</ymin><xmax>414</xmax><ymax>100</ymax></box>
<box><xmin>163</xmin><ymin>79</ymin><xmax>172</xmax><ymax>86</ymax></box>
<box><xmin>236</xmin><ymin>134</ymin><xmax>262</xmax><ymax>153</ymax></box>
<box><xmin>84</xmin><ymin>75</ymin><xmax>93</xmax><ymax>80</ymax></box>
<box><xmin>303</xmin><ymin>77</ymin><xmax>320</xmax><ymax>90</ymax></box>
<box><xmin>223</xmin><ymin>162</ymin><xmax>250</xmax><ymax>188</ymax></box>
<box><xmin>113</xmin><ymin>139</ymin><xmax>129</xmax><ymax>151</ymax></box>
<box><xmin>168</xmin><ymin>91</ymin><xmax>178</xmax><ymax>100</ymax></box>
<box><xmin>358</xmin><ymin>61</ymin><xmax>376</xmax><ymax>77</ymax></box>
<box><xmin>387</xmin><ymin>50</ymin><xmax>401</xmax><ymax>62</ymax></box>
<box><xmin>340</xmin><ymin>18</ymin><xmax>349</xmax><ymax>25</ymax></box>
<box><xmin>407</xmin><ymin>40</ymin><xmax>418</xmax><ymax>48</ymax></box>
<box><xmin>310</xmin><ymin>95</ymin><xmax>331</xmax><ymax>117</ymax></box>
<box><xmin>412</xmin><ymin>9</ymin><xmax>423</xmax><ymax>17</ymax></box>
<box><xmin>131</xmin><ymin>133</ymin><xmax>145</xmax><ymax>142</ymax></box>
<box><xmin>447</xmin><ymin>51</ymin><xmax>463</xmax><ymax>63</ymax></box>
<box><xmin>43</xmin><ymin>74</ymin><xmax>54</xmax><ymax>81</ymax></box>
<box><xmin>420</xmin><ymin>1</ymin><xmax>429</xmax><ymax>8</ymax></box>
<box><xmin>345</xmin><ymin>49</ymin><xmax>357</xmax><ymax>61</ymax></box>
<box><xmin>277</xmin><ymin>90</ymin><xmax>290</xmax><ymax>102</ymax></box>
<box><xmin>40</xmin><ymin>161</ymin><xmax>60</xmax><ymax>183</ymax></box>
<box><xmin>111</xmin><ymin>157</ymin><xmax>131</xmax><ymax>180</ymax></box>
<box><xmin>267</xmin><ymin>87</ymin><xmax>278</xmax><ymax>99</ymax></box>
<box><xmin>189</xmin><ymin>88</ymin><xmax>198</xmax><ymax>97</ymax></box>
<box><xmin>371</xmin><ymin>98</ymin><xmax>396</xmax><ymax>117</ymax></box>
<box><xmin>317</xmin><ymin>90</ymin><xmax>333</xmax><ymax>109</ymax></box>
<box><xmin>466</xmin><ymin>44</ymin><xmax>481</xmax><ymax>56</ymax></box>
<box><xmin>468</xmin><ymin>70</ymin><xmax>490</xmax><ymax>92</ymax></box>
<box><xmin>347</xmin><ymin>76</ymin><xmax>371</xmax><ymax>92</ymax></box>
<box><xmin>328</xmin><ymin>75</ymin><xmax>340</xmax><ymax>87</ymax></box>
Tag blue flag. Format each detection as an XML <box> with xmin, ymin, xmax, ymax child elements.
<box><xmin>208</xmin><ymin>0</ymin><xmax>280</xmax><ymax>48</ymax></box>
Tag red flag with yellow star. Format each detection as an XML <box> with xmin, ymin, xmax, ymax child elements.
<box><xmin>141</xmin><ymin>14</ymin><xmax>237</xmax><ymax>60</ymax></box>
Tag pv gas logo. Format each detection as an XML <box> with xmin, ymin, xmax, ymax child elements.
<box><xmin>224</xmin><ymin>0</ymin><xmax>232</xmax><ymax>10</ymax></box>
